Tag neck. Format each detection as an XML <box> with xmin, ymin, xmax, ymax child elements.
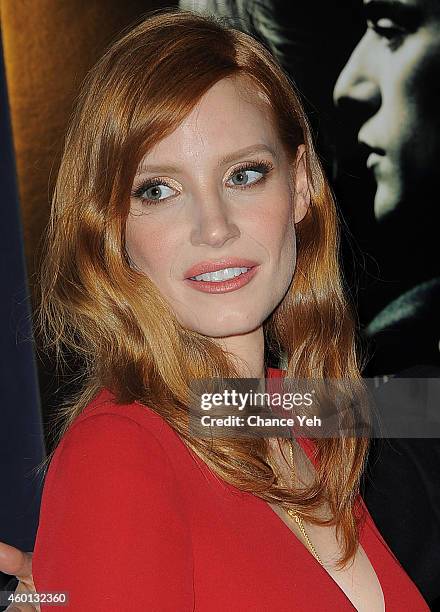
<box><xmin>212</xmin><ymin>324</ymin><xmax>266</xmax><ymax>379</ymax></box>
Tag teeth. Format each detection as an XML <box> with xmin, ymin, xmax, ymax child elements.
<box><xmin>190</xmin><ymin>267</ymin><xmax>250</xmax><ymax>282</ymax></box>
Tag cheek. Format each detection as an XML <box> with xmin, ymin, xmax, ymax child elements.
<box><xmin>251</xmin><ymin>191</ymin><xmax>295</xmax><ymax>261</ymax></box>
<box><xmin>268</xmin><ymin>192</ymin><xmax>295</xmax><ymax>251</ymax></box>
<box><xmin>404</xmin><ymin>40</ymin><xmax>440</xmax><ymax>148</ymax></box>
<box><xmin>384</xmin><ymin>44</ymin><xmax>440</xmax><ymax>172</ymax></box>
<box><xmin>386</xmin><ymin>37</ymin><xmax>440</xmax><ymax>121</ymax></box>
<box><xmin>125</xmin><ymin>217</ymin><xmax>173</xmax><ymax>277</ymax></box>
<box><xmin>403</xmin><ymin>32</ymin><xmax>440</xmax><ymax>93</ymax></box>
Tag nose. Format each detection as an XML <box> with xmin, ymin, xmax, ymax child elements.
<box><xmin>190</xmin><ymin>191</ymin><xmax>240</xmax><ymax>248</ymax></box>
<box><xmin>333</xmin><ymin>34</ymin><xmax>381</xmax><ymax>124</ymax></box>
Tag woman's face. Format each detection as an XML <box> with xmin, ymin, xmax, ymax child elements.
<box><xmin>125</xmin><ymin>76</ymin><xmax>309</xmax><ymax>338</ymax></box>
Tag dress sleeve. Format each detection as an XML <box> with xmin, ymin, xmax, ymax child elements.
<box><xmin>33</xmin><ymin>413</ymin><xmax>194</xmax><ymax>611</ymax></box>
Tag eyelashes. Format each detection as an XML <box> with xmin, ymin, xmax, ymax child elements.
<box><xmin>364</xmin><ymin>3</ymin><xmax>422</xmax><ymax>49</ymax></box>
<box><xmin>367</xmin><ymin>18</ymin><xmax>406</xmax><ymax>48</ymax></box>
<box><xmin>130</xmin><ymin>159</ymin><xmax>274</xmax><ymax>206</ymax></box>
<box><xmin>227</xmin><ymin>160</ymin><xmax>274</xmax><ymax>188</ymax></box>
<box><xmin>131</xmin><ymin>178</ymin><xmax>176</xmax><ymax>203</ymax></box>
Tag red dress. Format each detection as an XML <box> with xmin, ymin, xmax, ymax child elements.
<box><xmin>33</xmin><ymin>367</ymin><xmax>429</xmax><ymax>610</ymax></box>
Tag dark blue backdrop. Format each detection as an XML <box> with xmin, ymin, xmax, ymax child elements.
<box><xmin>0</xmin><ymin>36</ymin><xmax>45</xmax><ymax>553</ymax></box>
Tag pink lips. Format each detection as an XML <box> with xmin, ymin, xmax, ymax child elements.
<box><xmin>183</xmin><ymin>258</ymin><xmax>259</xmax><ymax>279</ymax></box>
<box><xmin>184</xmin><ymin>265</ymin><xmax>259</xmax><ymax>294</ymax></box>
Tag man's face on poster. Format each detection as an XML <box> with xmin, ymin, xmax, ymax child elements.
<box><xmin>334</xmin><ymin>0</ymin><xmax>440</xmax><ymax>223</ymax></box>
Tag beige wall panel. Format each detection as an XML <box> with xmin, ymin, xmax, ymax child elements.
<box><xmin>1</xmin><ymin>0</ymin><xmax>175</xmax><ymax>285</ymax></box>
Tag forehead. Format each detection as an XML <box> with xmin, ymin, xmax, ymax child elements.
<box><xmin>139</xmin><ymin>77</ymin><xmax>282</xmax><ymax>165</ymax></box>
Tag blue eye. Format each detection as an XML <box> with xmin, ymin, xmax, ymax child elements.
<box><xmin>131</xmin><ymin>180</ymin><xmax>177</xmax><ymax>204</ymax></box>
<box><xmin>229</xmin><ymin>168</ymin><xmax>263</xmax><ymax>186</ymax></box>
<box><xmin>143</xmin><ymin>184</ymin><xmax>175</xmax><ymax>200</ymax></box>
<box><xmin>226</xmin><ymin>161</ymin><xmax>273</xmax><ymax>188</ymax></box>
<box><xmin>131</xmin><ymin>159</ymin><xmax>274</xmax><ymax>207</ymax></box>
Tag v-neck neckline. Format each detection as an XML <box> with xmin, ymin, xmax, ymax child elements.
<box><xmin>262</xmin><ymin>495</ymin><xmax>385</xmax><ymax>610</ymax></box>
<box><xmin>264</xmin><ymin>366</ymin><xmax>386</xmax><ymax>611</ymax></box>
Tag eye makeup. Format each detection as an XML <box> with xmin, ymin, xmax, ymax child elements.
<box><xmin>130</xmin><ymin>158</ymin><xmax>274</xmax><ymax>206</ymax></box>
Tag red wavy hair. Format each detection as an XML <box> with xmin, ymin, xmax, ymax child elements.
<box><xmin>34</xmin><ymin>8</ymin><xmax>370</xmax><ymax>568</ymax></box>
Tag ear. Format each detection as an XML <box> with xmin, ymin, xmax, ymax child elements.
<box><xmin>292</xmin><ymin>144</ymin><xmax>311</xmax><ymax>224</ymax></box>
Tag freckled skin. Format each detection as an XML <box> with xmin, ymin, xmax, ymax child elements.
<box><xmin>125</xmin><ymin>77</ymin><xmax>309</xmax><ymax>370</ymax></box>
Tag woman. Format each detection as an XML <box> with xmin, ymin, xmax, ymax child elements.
<box><xmin>5</xmin><ymin>8</ymin><xmax>429</xmax><ymax>611</ymax></box>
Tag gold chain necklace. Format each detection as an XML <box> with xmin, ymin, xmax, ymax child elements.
<box><xmin>285</xmin><ymin>440</ymin><xmax>323</xmax><ymax>566</ymax></box>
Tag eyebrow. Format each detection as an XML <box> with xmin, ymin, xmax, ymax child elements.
<box><xmin>363</xmin><ymin>0</ymin><xmax>423</xmax><ymax>28</ymax></box>
<box><xmin>135</xmin><ymin>144</ymin><xmax>277</xmax><ymax>176</ymax></box>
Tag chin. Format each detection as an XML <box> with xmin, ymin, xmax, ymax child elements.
<box><xmin>373</xmin><ymin>182</ymin><xmax>401</xmax><ymax>223</ymax></box>
<box><xmin>182</xmin><ymin>315</ymin><xmax>264</xmax><ymax>338</ymax></box>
